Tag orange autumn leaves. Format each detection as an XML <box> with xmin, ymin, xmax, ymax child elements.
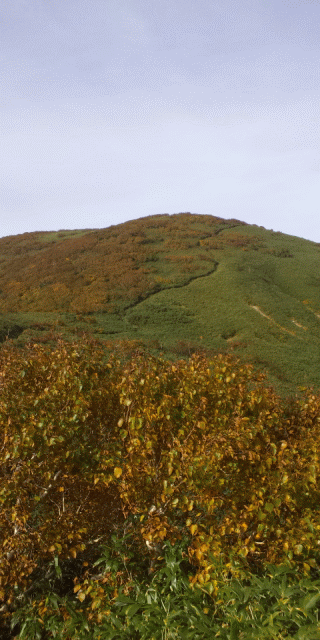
<box><xmin>1</xmin><ymin>333</ymin><xmax>320</xmax><ymax>614</ymax></box>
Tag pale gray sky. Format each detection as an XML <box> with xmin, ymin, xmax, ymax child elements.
<box><xmin>1</xmin><ymin>0</ymin><xmax>320</xmax><ymax>241</ymax></box>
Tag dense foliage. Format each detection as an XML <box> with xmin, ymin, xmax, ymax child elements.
<box><xmin>1</xmin><ymin>335</ymin><xmax>320</xmax><ymax>638</ymax></box>
<box><xmin>0</xmin><ymin>214</ymin><xmax>227</xmax><ymax>315</ymax></box>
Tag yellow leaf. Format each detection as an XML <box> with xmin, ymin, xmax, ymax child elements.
<box><xmin>74</xmin><ymin>584</ymin><xmax>81</xmax><ymax>593</ymax></box>
<box><xmin>58</xmin><ymin>486</ymin><xmax>64</xmax><ymax>492</ymax></box>
<box><xmin>78</xmin><ymin>592</ymin><xmax>86</xmax><ymax>602</ymax></box>
<box><xmin>190</xmin><ymin>524</ymin><xmax>198</xmax><ymax>535</ymax></box>
<box><xmin>114</xmin><ymin>467</ymin><xmax>122</xmax><ymax>478</ymax></box>
<box><xmin>91</xmin><ymin>598</ymin><xmax>101</xmax><ymax>610</ymax></box>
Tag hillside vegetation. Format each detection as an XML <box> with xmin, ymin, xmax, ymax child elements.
<box><xmin>1</xmin><ymin>335</ymin><xmax>320</xmax><ymax>639</ymax></box>
<box><xmin>1</xmin><ymin>212</ymin><xmax>320</xmax><ymax>637</ymax></box>
<box><xmin>1</xmin><ymin>213</ymin><xmax>320</xmax><ymax>398</ymax></box>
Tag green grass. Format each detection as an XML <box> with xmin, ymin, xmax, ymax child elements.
<box><xmin>9</xmin><ymin>531</ymin><xmax>320</xmax><ymax>639</ymax></box>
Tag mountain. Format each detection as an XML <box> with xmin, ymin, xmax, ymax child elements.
<box><xmin>1</xmin><ymin>212</ymin><xmax>320</xmax><ymax>398</ymax></box>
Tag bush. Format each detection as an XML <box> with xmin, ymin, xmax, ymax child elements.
<box><xmin>1</xmin><ymin>335</ymin><xmax>320</xmax><ymax>637</ymax></box>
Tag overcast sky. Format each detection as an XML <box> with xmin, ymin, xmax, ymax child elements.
<box><xmin>1</xmin><ymin>0</ymin><xmax>320</xmax><ymax>242</ymax></box>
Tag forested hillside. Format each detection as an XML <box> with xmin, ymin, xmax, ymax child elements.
<box><xmin>1</xmin><ymin>212</ymin><xmax>320</xmax><ymax>398</ymax></box>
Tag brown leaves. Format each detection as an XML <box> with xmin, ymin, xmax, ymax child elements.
<box><xmin>1</xmin><ymin>334</ymin><xmax>320</xmax><ymax>610</ymax></box>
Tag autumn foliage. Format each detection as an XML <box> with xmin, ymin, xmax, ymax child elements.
<box><xmin>0</xmin><ymin>213</ymin><xmax>248</xmax><ymax>315</ymax></box>
<box><xmin>1</xmin><ymin>335</ymin><xmax>320</xmax><ymax>629</ymax></box>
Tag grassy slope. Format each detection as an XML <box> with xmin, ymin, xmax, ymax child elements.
<box><xmin>1</xmin><ymin>212</ymin><xmax>320</xmax><ymax>398</ymax></box>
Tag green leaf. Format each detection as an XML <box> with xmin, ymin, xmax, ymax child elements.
<box><xmin>299</xmin><ymin>591</ymin><xmax>320</xmax><ymax>613</ymax></box>
<box><xmin>125</xmin><ymin>603</ymin><xmax>141</xmax><ymax>617</ymax></box>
